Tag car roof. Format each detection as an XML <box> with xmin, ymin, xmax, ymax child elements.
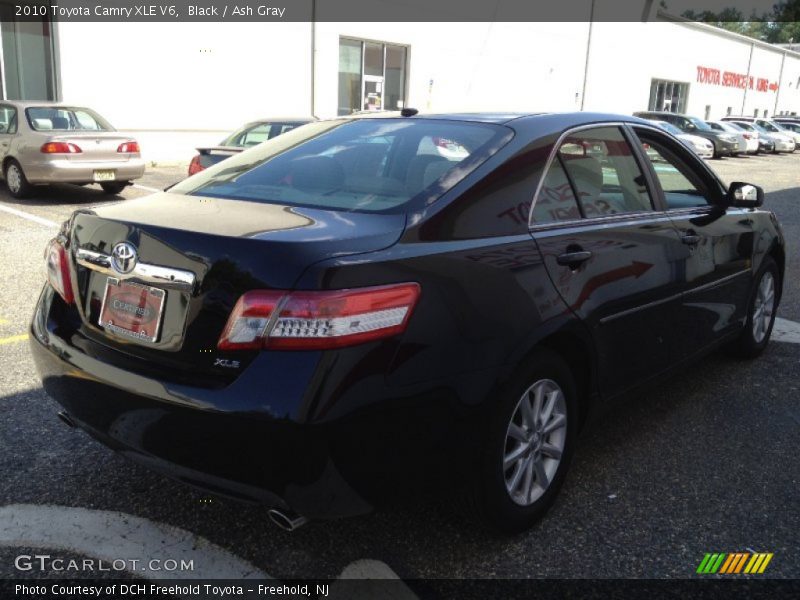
<box><xmin>0</xmin><ymin>100</ymin><xmax>91</xmax><ymax>109</ymax></box>
<box><xmin>241</xmin><ymin>118</ymin><xmax>315</xmax><ymax>127</ymax></box>
<box><xmin>345</xmin><ymin>111</ymin><xmax>655</xmax><ymax>128</ymax></box>
<box><xmin>634</xmin><ymin>110</ymin><xmax>693</xmax><ymax>117</ymax></box>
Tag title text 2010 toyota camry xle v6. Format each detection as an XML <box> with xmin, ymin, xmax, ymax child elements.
<box><xmin>31</xmin><ymin>112</ymin><xmax>784</xmax><ymax>532</ymax></box>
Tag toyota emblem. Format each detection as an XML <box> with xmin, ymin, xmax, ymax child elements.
<box><xmin>111</xmin><ymin>242</ymin><xmax>138</xmax><ymax>274</ymax></box>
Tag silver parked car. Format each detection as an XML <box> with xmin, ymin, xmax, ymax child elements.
<box><xmin>705</xmin><ymin>121</ymin><xmax>753</xmax><ymax>154</ymax></box>
<box><xmin>0</xmin><ymin>101</ymin><xmax>145</xmax><ymax>198</ymax></box>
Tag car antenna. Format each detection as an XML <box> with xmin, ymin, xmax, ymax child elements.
<box><xmin>400</xmin><ymin>107</ymin><xmax>419</xmax><ymax>117</ymax></box>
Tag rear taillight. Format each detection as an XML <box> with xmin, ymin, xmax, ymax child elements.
<box><xmin>188</xmin><ymin>155</ymin><xmax>204</xmax><ymax>175</ymax></box>
<box><xmin>117</xmin><ymin>141</ymin><xmax>140</xmax><ymax>153</ymax></box>
<box><xmin>45</xmin><ymin>239</ymin><xmax>74</xmax><ymax>305</ymax></box>
<box><xmin>41</xmin><ymin>142</ymin><xmax>82</xmax><ymax>154</ymax></box>
<box><xmin>218</xmin><ymin>283</ymin><xmax>421</xmax><ymax>351</ymax></box>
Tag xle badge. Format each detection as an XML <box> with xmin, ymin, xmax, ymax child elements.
<box><xmin>214</xmin><ymin>358</ymin><xmax>241</xmax><ymax>369</ymax></box>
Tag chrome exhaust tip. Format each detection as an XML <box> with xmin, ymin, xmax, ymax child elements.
<box><xmin>57</xmin><ymin>411</ymin><xmax>76</xmax><ymax>428</ymax></box>
<box><xmin>267</xmin><ymin>508</ymin><xmax>308</xmax><ymax>532</ymax></box>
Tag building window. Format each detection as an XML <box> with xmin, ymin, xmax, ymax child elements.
<box><xmin>704</xmin><ymin>105</ymin><xmax>711</xmax><ymax>120</ymax></box>
<box><xmin>648</xmin><ymin>79</ymin><xmax>689</xmax><ymax>113</ymax></box>
<box><xmin>726</xmin><ymin>107</ymin><xmax>732</xmax><ymax>116</ymax></box>
<box><xmin>0</xmin><ymin>6</ymin><xmax>57</xmax><ymax>100</ymax></box>
<box><xmin>338</xmin><ymin>38</ymin><xmax>407</xmax><ymax>116</ymax></box>
<box><xmin>763</xmin><ymin>109</ymin><xmax>768</xmax><ymax>118</ymax></box>
<box><xmin>753</xmin><ymin>108</ymin><xmax>759</xmax><ymax>117</ymax></box>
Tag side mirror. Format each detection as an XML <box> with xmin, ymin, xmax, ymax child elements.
<box><xmin>728</xmin><ymin>181</ymin><xmax>764</xmax><ymax>208</ymax></box>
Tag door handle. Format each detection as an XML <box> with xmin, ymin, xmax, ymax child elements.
<box><xmin>556</xmin><ymin>250</ymin><xmax>593</xmax><ymax>268</ymax></box>
<box><xmin>681</xmin><ymin>233</ymin><xmax>701</xmax><ymax>246</ymax></box>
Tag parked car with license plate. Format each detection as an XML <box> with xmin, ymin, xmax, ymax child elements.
<box><xmin>0</xmin><ymin>102</ymin><xmax>145</xmax><ymax>198</ymax></box>
<box><xmin>31</xmin><ymin>112</ymin><xmax>784</xmax><ymax>533</ymax></box>
<box><xmin>188</xmin><ymin>118</ymin><xmax>313</xmax><ymax>175</ymax></box>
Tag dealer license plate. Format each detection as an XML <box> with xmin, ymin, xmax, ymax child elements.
<box><xmin>99</xmin><ymin>277</ymin><xmax>165</xmax><ymax>344</ymax></box>
<box><xmin>93</xmin><ymin>170</ymin><xmax>116</xmax><ymax>181</ymax></box>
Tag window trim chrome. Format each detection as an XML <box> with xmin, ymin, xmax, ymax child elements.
<box><xmin>75</xmin><ymin>248</ymin><xmax>196</xmax><ymax>292</ymax></box>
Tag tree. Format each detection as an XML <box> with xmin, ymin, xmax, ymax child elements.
<box><xmin>681</xmin><ymin>1</ymin><xmax>800</xmax><ymax>44</ymax></box>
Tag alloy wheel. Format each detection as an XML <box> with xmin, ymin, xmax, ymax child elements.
<box><xmin>752</xmin><ymin>271</ymin><xmax>776</xmax><ymax>344</ymax></box>
<box><xmin>6</xmin><ymin>164</ymin><xmax>21</xmax><ymax>194</ymax></box>
<box><xmin>503</xmin><ymin>378</ymin><xmax>567</xmax><ymax>506</ymax></box>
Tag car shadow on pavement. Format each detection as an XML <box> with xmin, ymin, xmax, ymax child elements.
<box><xmin>3</xmin><ymin>341</ymin><xmax>798</xmax><ymax>581</ymax></box>
<box><xmin>0</xmin><ymin>183</ymin><xmax>128</xmax><ymax>208</ymax></box>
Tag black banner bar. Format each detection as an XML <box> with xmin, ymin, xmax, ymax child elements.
<box><xmin>3</xmin><ymin>0</ymin><xmax>796</xmax><ymax>23</ymax></box>
<box><xmin>3</xmin><ymin>578</ymin><xmax>800</xmax><ymax>600</ymax></box>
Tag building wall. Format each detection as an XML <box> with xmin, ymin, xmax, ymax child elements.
<box><xmin>56</xmin><ymin>21</ymin><xmax>312</xmax><ymax>162</ymax></box>
<box><xmin>53</xmin><ymin>18</ymin><xmax>800</xmax><ymax>164</ymax></box>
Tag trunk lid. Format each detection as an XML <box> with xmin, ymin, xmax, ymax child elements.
<box><xmin>49</xmin><ymin>131</ymin><xmax>135</xmax><ymax>162</ymax></box>
<box><xmin>68</xmin><ymin>192</ymin><xmax>406</xmax><ymax>385</ymax></box>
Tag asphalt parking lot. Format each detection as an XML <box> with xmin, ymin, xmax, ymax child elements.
<box><xmin>0</xmin><ymin>153</ymin><xmax>798</xmax><ymax>589</ymax></box>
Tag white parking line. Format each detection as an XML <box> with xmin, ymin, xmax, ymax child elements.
<box><xmin>331</xmin><ymin>559</ymin><xmax>418</xmax><ymax>599</ymax></box>
<box><xmin>0</xmin><ymin>203</ymin><xmax>58</xmax><ymax>228</ymax></box>
<box><xmin>0</xmin><ymin>504</ymin><xmax>268</xmax><ymax>579</ymax></box>
<box><xmin>133</xmin><ymin>183</ymin><xmax>162</xmax><ymax>193</ymax></box>
<box><xmin>772</xmin><ymin>317</ymin><xmax>800</xmax><ymax>344</ymax></box>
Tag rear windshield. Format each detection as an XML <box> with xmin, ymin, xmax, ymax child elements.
<box><xmin>170</xmin><ymin>118</ymin><xmax>512</xmax><ymax>213</ymax></box>
<box><xmin>220</xmin><ymin>121</ymin><xmax>309</xmax><ymax>147</ymax></box>
<box><xmin>26</xmin><ymin>106</ymin><xmax>113</xmax><ymax>132</ymax></box>
<box><xmin>688</xmin><ymin>117</ymin><xmax>712</xmax><ymax>131</ymax></box>
<box><xmin>656</xmin><ymin>121</ymin><xmax>682</xmax><ymax>135</ymax></box>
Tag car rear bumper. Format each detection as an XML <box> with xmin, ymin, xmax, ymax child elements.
<box><xmin>30</xmin><ymin>286</ymin><xmax>490</xmax><ymax>518</ymax></box>
<box><xmin>23</xmin><ymin>158</ymin><xmax>146</xmax><ymax>184</ymax></box>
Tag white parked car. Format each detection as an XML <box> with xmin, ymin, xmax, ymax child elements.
<box><xmin>722</xmin><ymin>116</ymin><xmax>797</xmax><ymax>152</ymax></box>
<box><xmin>652</xmin><ymin>121</ymin><xmax>714</xmax><ymax>159</ymax></box>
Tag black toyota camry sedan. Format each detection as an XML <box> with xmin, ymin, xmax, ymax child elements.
<box><xmin>31</xmin><ymin>112</ymin><xmax>784</xmax><ymax>533</ymax></box>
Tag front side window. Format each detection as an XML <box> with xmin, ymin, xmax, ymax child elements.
<box><xmin>170</xmin><ymin>118</ymin><xmax>511</xmax><ymax>213</ymax></box>
<box><xmin>636</xmin><ymin>130</ymin><xmax>715</xmax><ymax>210</ymax></box>
<box><xmin>26</xmin><ymin>106</ymin><xmax>113</xmax><ymax>131</ymax></box>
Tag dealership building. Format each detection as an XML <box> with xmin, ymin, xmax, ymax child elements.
<box><xmin>2</xmin><ymin>2</ymin><xmax>800</xmax><ymax>162</ymax></box>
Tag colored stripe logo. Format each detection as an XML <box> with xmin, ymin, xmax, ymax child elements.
<box><xmin>697</xmin><ymin>552</ymin><xmax>773</xmax><ymax>574</ymax></box>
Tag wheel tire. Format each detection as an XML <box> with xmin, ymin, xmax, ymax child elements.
<box><xmin>727</xmin><ymin>256</ymin><xmax>779</xmax><ymax>359</ymax></box>
<box><xmin>4</xmin><ymin>159</ymin><xmax>33</xmax><ymax>199</ymax></box>
<box><xmin>467</xmin><ymin>349</ymin><xmax>578</xmax><ymax>533</ymax></box>
<box><xmin>101</xmin><ymin>181</ymin><xmax>128</xmax><ymax>195</ymax></box>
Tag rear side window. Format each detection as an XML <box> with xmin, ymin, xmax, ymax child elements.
<box><xmin>531</xmin><ymin>157</ymin><xmax>581</xmax><ymax>224</ymax></box>
<box><xmin>0</xmin><ymin>105</ymin><xmax>17</xmax><ymax>134</ymax></box>
<box><xmin>172</xmin><ymin>119</ymin><xmax>512</xmax><ymax>213</ymax></box>
<box><xmin>26</xmin><ymin>106</ymin><xmax>112</xmax><ymax>131</ymax></box>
